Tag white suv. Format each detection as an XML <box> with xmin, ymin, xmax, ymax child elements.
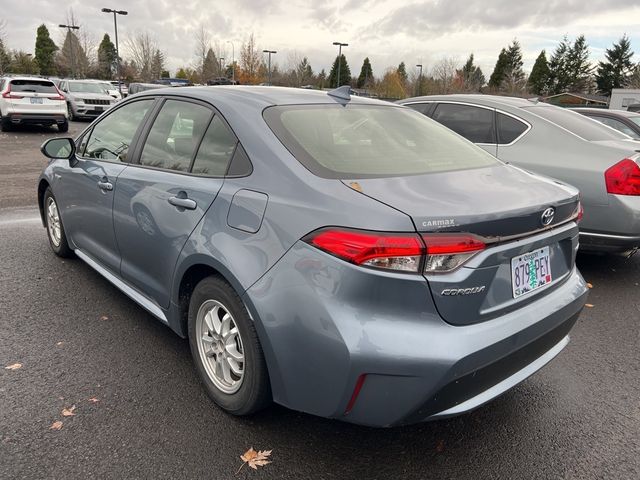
<box><xmin>0</xmin><ymin>76</ymin><xmax>68</xmax><ymax>132</ymax></box>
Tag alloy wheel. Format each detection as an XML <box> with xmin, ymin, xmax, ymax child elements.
<box><xmin>46</xmin><ymin>197</ymin><xmax>62</xmax><ymax>247</ymax></box>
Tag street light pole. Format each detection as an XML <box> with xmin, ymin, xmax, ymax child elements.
<box><xmin>219</xmin><ymin>57</ymin><xmax>224</xmax><ymax>77</ymax></box>
<box><xmin>263</xmin><ymin>50</ymin><xmax>276</xmax><ymax>86</ymax></box>
<box><xmin>332</xmin><ymin>41</ymin><xmax>348</xmax><ymax>88</ymax></box>
<box><xmin>226</xmin><ymin>41</ymin><xmax>235</xmax><ymax>83</ymax></box>
<box><xmin>416</xmin><ymin>64</ymin><xmax>423</xmax><ymax>96</ymax></box>
<box><xmin>59</xmin><ymin>23</ymin><xmax>80</xmax><ymax>79</ymax></box>
<box><xmin>101</xmin><ymin>8</ymin><xmax>128</xmax><ymax>95</ymax></box>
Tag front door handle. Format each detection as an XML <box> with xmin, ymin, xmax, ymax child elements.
<box><xmin>97</xmin><ymin>180</ymin><xmax>113</xmax><ymax>191</ymax></box>
<box><xmin>168</xmin><ymin>195</ymin><xmax>197</xmax><ymax>210</ymax></box>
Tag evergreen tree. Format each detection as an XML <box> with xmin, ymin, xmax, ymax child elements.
<box><xmin>596</xmin><ymin>35</ymin><xmax>635</xmax><ymax>95</ymax></box>
<box><xmin>97</xmin><ymin>34</ymin><xmax>117</xmax><ymax>79</ymax></box>
<box><xmin>175</xmin><ymin>67</ymin><xmax>188</xmax><ymax>79</ymax></box>
<box><xmin>528</xmin><ymin>50</ymin><xmax>550</xmax><ymax>95</ymax></box>
<box><xmin>317</xmin><ymin>68</ymin><xmax>327</xmax><ymax>89</ymax></box>
<box><xmin>488</xmin><ymin>48</ymin><xmax>508</xmax><ymax>89</ymax></box>
<box><xmin>151</xmin><ymin>49</ymin><xmax>165</xmax><ymax>80</ymax></box>
<box><xmin>547</xmin><ymin>36</ymin><xmax>571</xmax><ymax>94</ymax></box>
<box><xmin>566</xmin><ymin>35</ymin><xmax>593</xmax><ymax>93</ymax></box>
<box><xmin>357</xmin><ymin>57</ymin><xmax>373</xmax><ymax>88</ymax></box>
<box><xmin>56</xmin><ymin>31</ymin><xmax>89</xmax><ymax>78</ymax></box>
<box><xmin>202</xmin><ymin>47</ymin><xmax>217</xmax><ymax>81</ymax></box>
<box><xmin>328</xmin><ymin>54</ymin><xmax>351</xmax><ymax>87</ymax></box>
<box><xmin>34</xmin><ymin>24</ymin><xmax>57</xmax><ymax>75</ymax></box>
<box><xmin>296</xmin><ymin>57</ymin><xmax>313</xmax><ymax>86</ymax></box>
<box><xmin>457</xmin><ymin>54</ymin><xmax>485</xmax><ymax>91</ymax></box>
<box><xmin>502</xmin><ymin>39</ymin><xmax>526</xmax><ymax>93</ymax></box>
<box><xmin>397</xmin><ymin>61</ymin><xmax>408</xmax><ymax>85</ymax></box>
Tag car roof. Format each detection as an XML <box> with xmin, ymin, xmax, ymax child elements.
<box><xmin>134</xmin><ymin>85</ymin><xmax>397</xmax><ymax>109</ymax></box>
<box><xmin>571</xmin><ymin>107</ymin><xmax>640</xmax><ymax>118</ymax></box>
<box><xmin>2</xmin><ymin>76</ymin><xmax>55</xmax><ymax>83</ymax></box>
<box><xmin>400</xmin><ymin>94</ymin><xmax>536</xmax><ymax>109</ymax></box>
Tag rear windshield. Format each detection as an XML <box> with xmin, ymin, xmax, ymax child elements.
<box><xmin>522</xmin><ymin>105</ymin><xmax>629</xmax><ymax>141</ymax></box>
<box><xmin>10</xmin><ymin>79</ymin><xmax>57</xmax><ymax>93</ymax></box>
<box><xmin>263</xmin><ymin>104</ymin><xmax>499</xmax><ymax>178</ymax></box>
<box><xmin>69</xmin><ymin>82</ymin><xmax>107</xmax><ymax>94</ymax></box>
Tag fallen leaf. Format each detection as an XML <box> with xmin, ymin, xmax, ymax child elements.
<box><xmin>61</xmin><ymin>405</ymin><xmax>76</xmax><ymax>417</ymax></box>
<box><xmin>56</xmin><ymin>342</ymin><xmax>64</xmax><ymax>346</ymax></box>
<box><xmin>4</xmin><ymin>363</ymin><xmax>22</xmax><ymax>370</ymax></box>
<box><xmin>237</xmin><ymin>448</ymin><xmax>272</xmax><ymax>473</ymax></box>
<box><xmin>50</xmin><ymin>421</ymin><xmax>63</xmax><ymax>430</ymax></box>
<box><xmin>585</xmin><ymin>304</ymin><xmax>594</xmax><ymax>308</ymax></box>
<box><xmin>436</xmin><ymin>439</ymin><xmax>445</xmax><ymax>453</ymax></box>
<box><xmin>88</xmin><ymin>397</ymin><xmax>99</xmax><ymax>403</ymax></box>
<box><xmin>100</xmin><ymin>316</ymin><xmax>109</xmax><ymax>321</ymax></box>
<box><xmin>586</xmin><ymin>283</ymin><xmax>593</xmax><ymax>289</ymax></box>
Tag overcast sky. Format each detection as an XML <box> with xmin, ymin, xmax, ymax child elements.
<box><xmin>2</xmin><ymin>0</ymin><xmax>640</xmax><ymax>78</ymax></box>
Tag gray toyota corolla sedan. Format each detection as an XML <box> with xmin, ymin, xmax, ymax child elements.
<box><xmin>37</xmin><ymin>86</ymin><xmax>588</xmax><ymax>427</ymax></box>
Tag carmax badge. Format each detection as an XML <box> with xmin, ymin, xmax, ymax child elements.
<box><xmin>441</xmin><ymin>286</ymin><xmax>486</xmax><ymax>296</ymax></box>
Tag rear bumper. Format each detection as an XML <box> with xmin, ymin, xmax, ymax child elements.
<box><xmin>244</xmin><ymin>241</ymin><xmax>589</xmax><ymax>427</ymax></box>
<box><xmin>580</xmin><ymin>231</ymin><xmax>640</xmax><ymax>253</ymax></box>
<box><xmin>5</xmin><ymin>113</ymin><xmax>67</xmax><ymax>125</ymax></box>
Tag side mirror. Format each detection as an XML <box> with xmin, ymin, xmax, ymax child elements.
<box><xmin>41</xmin><ymin>138</ymin><xmax>76</xmax><ymax>160</ymax></box>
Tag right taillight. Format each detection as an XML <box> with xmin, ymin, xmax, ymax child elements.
<box><xmin>605</xmin><ymin>158</ymin><xmax>640</xmax><ymax>196</ymax></box>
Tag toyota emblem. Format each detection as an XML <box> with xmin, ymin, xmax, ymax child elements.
<box><xmin>541</xmin><ymin>207</ymin><xmax>555</xmax><ymax>226</ymax></box>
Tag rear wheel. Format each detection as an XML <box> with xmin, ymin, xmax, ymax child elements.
<box><xmin>58</xmin><ymin>121</ymin><xmax>69</xmax><ymax>133</ymax></box>
<box><xmin>188</xmin><ymin>276</ymin><xmax>271</xmax><ymax>415</ymax></box>
<box><xmin>1</xmin><ymin>116</ymin><xmax>11</xmax><ymax>132</ymax></box>
<box><xmin>44</xmin><ymin>188</ymin><xmax>73</xmax><ymax>258</ymax></box>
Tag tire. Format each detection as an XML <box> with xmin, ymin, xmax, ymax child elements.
<box><xmin>1</xmin><ymin>116</ymin><xmax>11</xmax><ymax>132</ymax></box>
<box><xmin>43</xmin><ymin>188</ymin><xmax>74</xmax><ymax>258</ymax></box>
<box><xmin>58</xmin><ymin>121</ymin><xmax>69</xmax><ymax>133</ymax></box>
<box><xmin>188</xmin><ymin>276</ymin><xmax>271</xmax><ymax>415</ymax></box>
<box><xmin>67</xmin><ymin>103</ymin><xmax>75</xmax><ymax>122</ymax></box>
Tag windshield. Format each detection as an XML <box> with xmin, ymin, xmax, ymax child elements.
<box><xmin>69</xmin><ymin>82</ymin><xmax>108</xmax><ymax>94</ymax></box>
<box><xmin>10</xmin><ymin>80</ymin><xmax>57</xmax><ymax>93</ymax></box>
<box><xmin>264</xmin><ymin>104</ymin><xmax>499</xmax><ymax>179</ymax></box>
<box><xmin>523</xmin><ymin>105</ymin><xmax>629</xmax><ymax>141</ymax></box>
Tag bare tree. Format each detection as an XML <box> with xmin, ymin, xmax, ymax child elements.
<box><xmin>194</xmin><ymin>24</ymin><xmax>211</xmax><ymax>82</ymax></box>
<box><xmin>431</xmin><ymin>57</ymin><xmax>459</xmax><ymax>94</ymax></box>
<box><xmin>239</xmin><ymin>33</ymin><xmax>262</xmax><ymax>84</ymax></box>
<box><xmin>125</xmin><ymin>32</ymin><xmax>159</xmax><ymax>82</ymax></box>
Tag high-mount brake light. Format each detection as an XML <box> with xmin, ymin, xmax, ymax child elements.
<box><xmin>605</xmin><ymin>158</ymin><xmax>640</xmax><ymax>196</ymax></box>
<box><xmin>304</xmin><ymin>229</ymin><xmax>486</xmax><ymax>274</ymax></box>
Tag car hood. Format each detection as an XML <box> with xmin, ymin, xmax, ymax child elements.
<box><xmin>342</xmin><ymin>164</ymin><xmax>579</xmax><ymax>238</ymax></box>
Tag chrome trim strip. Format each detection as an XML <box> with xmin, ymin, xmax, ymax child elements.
<box><xmin>580</xmin><ymin>231</ymin><xmax>640</xmax><ymax>241</ymax></box>
<box><xmin>75</xmin><ymin>249</ymin><xmax>169</xmax><ymax>324</ymax></box>
<box><xmin>431</xmin><ymin>335</ymin><xmax>570</xmax><ymax>418</ymax></box>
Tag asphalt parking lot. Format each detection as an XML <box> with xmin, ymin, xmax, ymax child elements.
<box><xmin>1</xmin><ymin>123</ymin><xmax>639</xmax><ymax>479</ymax></box>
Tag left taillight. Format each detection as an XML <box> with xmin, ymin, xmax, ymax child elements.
<box><xmin>303</xmin><ymin>228</ymin><xmax>486</xmax><ymax>274</ymax></box>
<box><xmin>2</xmin><ymin>85</ymin><xmax>23</xmax><ymax>99</ymax></box>
<box><xmin>304</xmin><ymin>228</ymin><xmax>425</xmax><ymax>273</ymax></box>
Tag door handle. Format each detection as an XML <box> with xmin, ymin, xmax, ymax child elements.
<box><xmin>97</xmin><ymin>180</ymin><xmax>113</xmax><ymax>191</ymax></box>
<box><xmin>168</xmin><ymin>196</ymin><xmax>197</xmax><ymax>210</ymax></box>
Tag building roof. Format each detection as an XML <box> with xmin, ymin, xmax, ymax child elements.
<box><xmin>542</xmin><ymin>92</ymin><xmax>609</xmax><ymax>104</ymax></box>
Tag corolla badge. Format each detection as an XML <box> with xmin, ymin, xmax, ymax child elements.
<box><xmin>441</xmin><ymin>286</ymin><xmax>486</xmax><ymax>296</ymax></box>
<box><xmin>541</xmin><ymin>207</ymin><xmax>555</xmax><ymax>226</ymax></box>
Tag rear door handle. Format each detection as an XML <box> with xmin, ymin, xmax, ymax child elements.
<box><xmin>97</xmin><ymin>180</ymin><xmax>113</xmax><ymax>191</ymax></box>
<box><xmin>168</xmin><ymin>196</ymin><xmax>197</xmax><ymax>210</ymax></box>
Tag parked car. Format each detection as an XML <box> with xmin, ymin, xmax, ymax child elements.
<box><xmin>93</xmin><ymin>80</ymin><xmax>123</xmax><ymax>101</ymax></box>
<box><xmin>571</xmin><ymin>107</ymin><xmax>640</xmax><ymax>140</ymax></box>
<box><xmin>0</xmin><ymin>76</ymin><xmax>67</xmax><ymax>132</ymax></box>
<box><xmin>400</xmin><ymin>95</ymin><xmax>640</xmax><ymax>254</ymax></box>
<box><xmin>58</xmin><ymin>79</ymin><xmax>117</xmax><ymax>121</ymax></box>
<box><xmin>110</xmin><ymin>80</ymin><xmax>129</xmax><ymax>97</ymax></box>
<box><xmin>207</xmin><ymin>77</ymin><xmax>236</xmax><ymax>85</ymax></box>
<box><xmin>37</xmin><ymin>86</ymin><xmax>588</xmax><ymax>427</ymax></box>
<box><xmin>127</xmin><ymin>82</ymin><xmax>166</xmax><ymax>95</ymax></box>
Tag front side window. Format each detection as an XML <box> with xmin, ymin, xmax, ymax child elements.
<box><xmin>83</xmin><ymin>99</ymin><xmax>153</xmax><ymax>162</ymax></box>
<box><xmin>139</xmin><ymin>100</ymin><xmax>212</xmax><ymax>172</ymax></box>
<box><xmin>497</xmin><ymin>113</ymin><xmax>528</xmax><ymax>144</ymax></box>
<box><xmin>432</xmin><ymin>103</ymin><xmax>496</xmax><ymax>144</ymax></box>
<box><xmin>264</xmin><ymin>104</ymin><xmax>498</xmax><ymax>179</ymax></box>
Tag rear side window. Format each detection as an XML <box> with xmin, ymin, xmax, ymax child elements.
<box><xmin>406</xmin><ymin>103</ymin><xmax>430</xmax><ymax>115</ymax></box>
<box><xmin>191</xmin><ymin>116</ymin><xmax>237</xmax><ymax>176</ymax></box>
<box><xmin>263</xmin><ymin>104</ymin><xmax>498</xmax><ymax>179</ymax></box>
<box><xmin>595</xmin><ymin>117</ymin><xmax>637</xmax><ymax>137</ymax></box>
<box><xmin>84</xmin><ymin>99</ymin><xmax>153</xmax><ymax>162</ymax></box>
<box><xmin>10</xmin><ymin>79</ymin><xmax>57</xmax><ymax>93</ymax></box>
<box><xmin>139</xmin><ymin>100</ymin><xmax>212</xmax><ymax>172</ymax></box>
<box><xmin>497</xmin><ymin>113</ymin><xmax>528</xmax><ymax>144</ymax></box>
<box><xmin>432</xmin><ymin>103</ymin><xmax>495</xmax><ymax>143</ymax></box>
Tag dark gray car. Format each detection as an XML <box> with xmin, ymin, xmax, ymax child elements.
<box><xmin>37</xmin><ymin>86</ymin><xmax>588</xmax><ymax>427</ymax></box>
<box><xmin>400</xmin><ymin>95</ymin><xmax>640</xmax><ymax>253</ymax></box>
<box><xmin>572</xmin><ymin>107</ymin><xmax>640</xmax><ymax>140</ymax></box>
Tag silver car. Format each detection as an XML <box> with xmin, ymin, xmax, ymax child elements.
<box><xmin>58</xmin><ymin>79</ymin><xmax>117</xmax><ymax>121</ymax></box>
<box><xmin>400</xmin><ymin>95</ymin><xmax>640</xmax><ymax>253</ymax></box>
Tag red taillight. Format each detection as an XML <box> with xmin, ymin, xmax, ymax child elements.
<box><xmin>344</xmin><ymin>374</ymin><xmax>367</xmax><ymax>415</ymax></box>
<box><xmin>1</xmin><ymin>84</ymin><xmax>23</xmax><ymax>99</ymax></box>
<box><xmin>422</xmin><ymin>233</ymin><xmax>486</xmax><ymax>272</ymax></box>
<box><xmin>576</xmin><ymin>201</ymin><xmax>584</xmax><ymax>223</ymax></box>
<box><xmin>51</xmin><ymin>86</ymin><xmax>65</xmax><ymax>101</ymax></box>
<box><xmin>305</xmin><ymin>228</ymin><xmax>424</xmax><ymax>272</ymax></box>
<box><xmin>605</xmin><ymin>159</ymin><xmax>640</xmax><ymax>196</ymax></box>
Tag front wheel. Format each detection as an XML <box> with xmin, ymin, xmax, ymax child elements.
<box><xmin>188</xmin><ymin>276</ymin><xmax>271</xmax><ymax>415</ymax></box>
<box><xmin>67</xmin><ymin>103</ymin><xmax>75</xmax><ymax>122</ymax></box>
<box><xmin>43</xmin><ymin>188</ymin><xmax>73</xmax><ymax>258</ymax></box>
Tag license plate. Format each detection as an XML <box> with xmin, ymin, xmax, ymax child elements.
<box><xmin>30</xmin><ymin>97</ymin><xmax>43</xmax><ymax>104</ymax></box>
<box><xmin>511</xmin><ymin>246</ymin><xmax>552</xmax><ymax>298</ymax></box>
